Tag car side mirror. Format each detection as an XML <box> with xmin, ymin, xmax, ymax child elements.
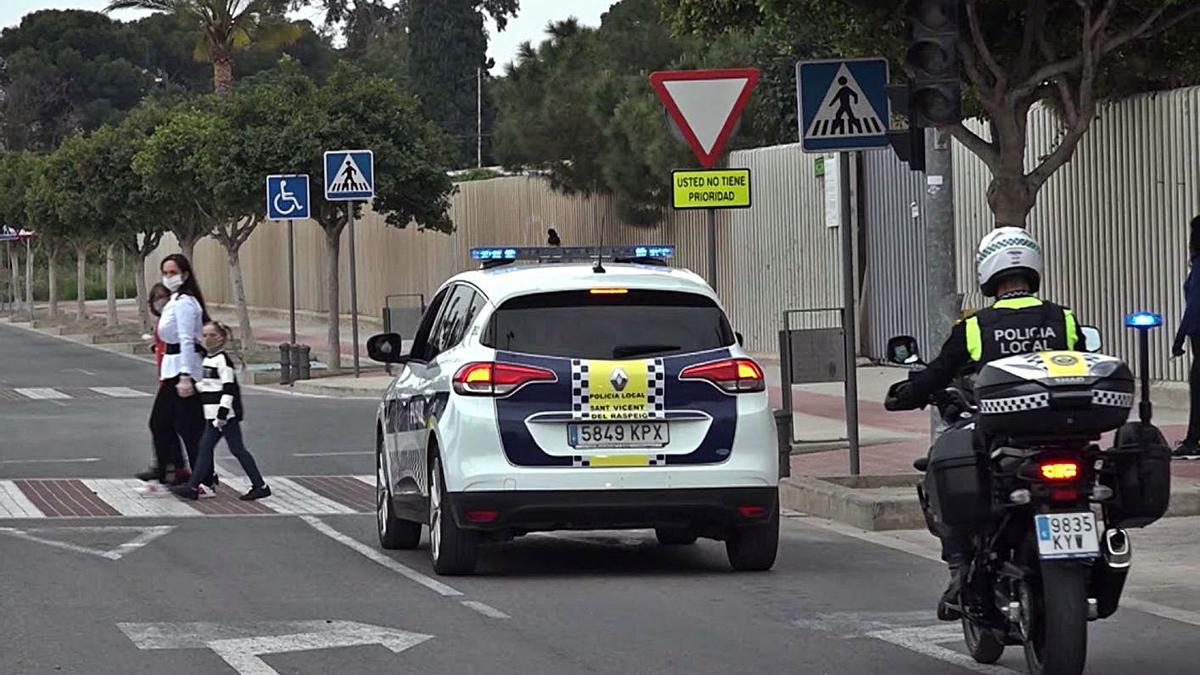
<box><xmin>887</xmin><ymin>335</ymin><xmax>923</xmax><ymax>365</ymax></box>
<box><xmin>1081</xmin><ymin>325</ymin><xmax>1102</xmax><ymax>353</ymax></box>
<box><xmin>367</xmin><ymin>333</ymin><xmax>406</xmax><ymax>364</ymax></box>
<box><xmin>736</xmin><ymin>331</ymin><xmax>745</xmax><ymax>347</ymax></box>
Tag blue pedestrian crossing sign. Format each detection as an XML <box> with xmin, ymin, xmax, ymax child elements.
<box><xmin>323</xmin><ymin>150</ymin><xmax>375</xmax><ymax>201</ymax></box>
<box><xmin>796</xmin><ymin>58</ymin><xmax>890</xmax><ymax>153</ymax></box>
<box><xmin>266</xmin><ymin>175</ymin><xmax>311</xmax><ymax>221</ymax></box>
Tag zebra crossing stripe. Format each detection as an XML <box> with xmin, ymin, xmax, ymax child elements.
<box><xmin>15</xmin><ymin>388</ymin><xmax>71</xmax><ymax>400</ymax></box>
<box><xmin>89</xmin><ymin>387</ymin><xmax>152</xmax><ymax>399</ymax></box>
<box><xmin>221</xmin><ymin>476</ymin><xmax>356</xmax><ymax>515</ymax></box>
<box><xmin>80</xmin><ymin>480</ymin><xmax>202</xmax><ymax>518</ymax></box>
<box><xmin>0</xmin><ymin>482</ymin><xmax>47</xmax><ymax>519</ymax></box>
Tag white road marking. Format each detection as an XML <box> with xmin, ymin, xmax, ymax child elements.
<box><xmin>0</xmin><ymin>457</ymin><xmax>101</xmax><ymax>465</ymax></box>
<box><xmin>90</xmin><ymin>386</ymin><xmax>151</xmax><ymax>398</ymax></box>
<box><xmin>300</xmin><ymin>515</ymin><xmax>464</xmax><ymax>597</ymax></box>
<box><xmin>1123</xmin><ymin>597</ymin><xmax>1200</xmax><ymax>628</ymax></box>
<box><xmin>867</xmin><ymin>624</ymin><xmax>1021</xmax><ymax>674</ymax></box>
<box><xmin>293</xmin><ymin>451</ymin><xmax>373</xmax><ymax>457</ymax></box>
<box><xmin>354</xmin><ymin>475</ymin><xmax>376</xmax><ymax>488</ymax></box>
<box><xmin>14</xmin><ymin>387</ymin><xmax>71</xmax><ymax>400</ymax></box>
<box><xmin>0</xmin><ymin>482</ymin><xmax>46</xmax><ymax>518</ymax></box>
<box><xmin>461</xmin><ymin>600</ymin><xmax>510</xmax><ymax>619</ymax></box>
<box><xmin>119</xmin><ymin>621</ymin><xmax>432</xmax><ymax>675</ymax></box>
<box><xmin>68</xmin><ymin>368</ymin><xmax>98</xmax><ymax>376</ymax></box>
<box><xmin>221</xmin><ymin>476</ymin><xmax>354</xmax><ymax>515</ymax></box>
<box><xmin>0</xmin><ymin>525</ymin><xmax>174</xmax><ymax>560</ymax></box>
<box><xmin>81</xmin><ymin>479</ymin><xmax>200</xmax><ymax>517</ymax></box>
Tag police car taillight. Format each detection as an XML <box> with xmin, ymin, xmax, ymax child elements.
<box><xmin>453</xmin><ymin>362</ymin><xmax>557</xmax><ymax>396</ymax></box>
<box><xmin>679</xmin><ymin>358</ymin><xmax>765</xmax><ymax>393</ymax></box>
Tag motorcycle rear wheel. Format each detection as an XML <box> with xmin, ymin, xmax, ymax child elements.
<box><xmin>1022</xmin><ymin>561</ymin><xmax>1088</xmax><ymax>675</ymax></box>
<box><xmin>962</xmin><ymin>616</ymin><xmax>1004</xmax><ymax>664</ymax></box>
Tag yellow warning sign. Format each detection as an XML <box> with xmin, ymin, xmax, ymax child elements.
<box><xmin>672</xmin><ymin>168</ymin><xmax>752</xmax><ymax>210</ymax></box>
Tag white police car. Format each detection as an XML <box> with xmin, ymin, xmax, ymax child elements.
<box><xmin>367</xmin><ymin>246</ymin><xmax>779</xmax><ymax>575</ymax></box>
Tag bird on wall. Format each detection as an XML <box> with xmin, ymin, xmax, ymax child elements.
<box><xmin>547</xmin><ymin>228</ymin><xmax>561</xmax><ymax>246</ymax></box>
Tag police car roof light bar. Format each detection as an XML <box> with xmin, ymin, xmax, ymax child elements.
<box><xmin>470</xmin><ymin>245</ymin><xmax>675</xmax><ymax>269</ymax></box>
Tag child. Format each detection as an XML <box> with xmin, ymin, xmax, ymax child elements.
<box><xmin>173</xmin><ymin>321</ymin><xmax>271</xmax><ymax>501</ymax></box>
<box><xmin>137</xmin><ymin>283</ymin><xmax>190</xmax><ymax>486</ymax></box>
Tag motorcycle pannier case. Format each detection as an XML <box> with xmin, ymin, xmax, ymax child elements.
<box><xmin>975</xmin><ymin>352</ymin><xmax>1134</xmax><ymax>439</ymax></box>
<box><xmin>1103</xmin><ymin>422</ymin><xmax>1172</xmax><ymax>528</ymax></box>
<box><xmin>923</xmin><ymin>428</ymin><xmax>990</xmax><ymax>529</ymax></box>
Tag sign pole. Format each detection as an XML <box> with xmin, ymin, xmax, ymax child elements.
<box><xmin>839</xmin><ymin>151</ymin><xmax>861</xmax><ymax>476</ymax></box>
<box><xmin>287</xmin><ymin>219</ymin><xmax>297</xmax><ymax>346</ymax></box>
<box><xmin>347</xmin><ymin>203</ymin><xmax>361</xmax><ymax>378</ymax></box>
<box><xmin>707</xmin><ymin>208</ymin><xmax>718</xmax><ymax>288</ymax></box>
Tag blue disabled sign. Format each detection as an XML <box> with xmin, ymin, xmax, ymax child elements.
<box><xmin>324</xmin><ymin>150</ymin><xmax>374</xmax><ymax>201</ymax></box>
<box><xmin>266</xmin><ymin>175</ymin><xmax>311</xmax><ymax>221</ymax></box>
<box><xmin>796</xmin><ymin>58</ymin><xmax>889</xmax><ymax>153</ymax></box>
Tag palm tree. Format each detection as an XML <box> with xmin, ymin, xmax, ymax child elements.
<box><xmin>106</xmin><ymin>1</ymin><xmax>298</xmax><ymax>96</ymax></box>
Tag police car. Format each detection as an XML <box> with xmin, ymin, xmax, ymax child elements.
<box><xmin>367</xmin><ymin>246</ymin><xmax>779</xmax><ymax>575</ymax></box>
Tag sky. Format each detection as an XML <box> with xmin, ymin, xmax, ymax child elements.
<box><xmin>0</xmin><ymin>1</ymin><xmax>613</xmax><ymax>74</ymax></box>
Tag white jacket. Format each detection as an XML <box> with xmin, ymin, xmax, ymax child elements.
<box><xmin>158</xmin><ymin>293</ymin><xmax>203</xmax><ymax>380</ymax></box>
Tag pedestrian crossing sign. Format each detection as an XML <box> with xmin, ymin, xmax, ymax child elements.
<box><xmin>796</xmin><ymin>58</ymin><xmax>890</xmax><ymax>153</ymax></box>
<box><xmin>323</xmin><ymin>150</ymin><xmax>375</xmax><ymax>201</ymax></box>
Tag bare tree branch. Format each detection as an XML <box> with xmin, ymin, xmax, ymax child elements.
<box><xmin>966</xmin><ymin>0</ymin><xmax>1006</xmax><ymax>87</ymax></box>
<box><xmin>1014</xmin><ymin>0</ymin><xmax>1047</xmax><ymax>80</ymax></box>
<box><xmin>1102</xmin><ymin>5</ymin><xmax>1200</xmax><ymax>55</ymax></box>
<box><xmin>1038</xmin><ymin>24</ymin><xmax>1079</xmax><ymax>125</ymax></box>
<box><xmin>959</xmin><ymin>40</ymin><xmax>1000</xmax><ymax>115</ymax></box>
<box><xmin>949</xmin><ymin>122</ymin><xmax>1000</xmax><ymax>172</ymax></box>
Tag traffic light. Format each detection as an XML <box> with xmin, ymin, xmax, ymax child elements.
<box><xmin>886</xmin><ymin>83</ymin><xmax>926</xmax><ymax>172</ymax></box>
<box><xmin>905</xmin><ymin>0</ymin><xmax>962</xmax><ymax>127</ymax></box>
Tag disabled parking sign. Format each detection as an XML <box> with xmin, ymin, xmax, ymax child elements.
<box><xmin>266</xmin><ymin>175</ymin><xmax>311</xmax><ymax>221</ymax></box>
<box><xmin>796</xmin><ymin>58</ymin><xmax>890</xmax><ymax>153</ymax></box>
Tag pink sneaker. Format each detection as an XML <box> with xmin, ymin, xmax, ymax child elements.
<box><xmin>197</xmin><ymin>484</ymin><xmax>218</xmax><ymax>500</ymax></box>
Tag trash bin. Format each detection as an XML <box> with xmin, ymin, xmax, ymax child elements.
<box><xmin>774</xmin><ymin>408</ymin><xmax>793</xmax><ymax>478</ymax></box>
<box><xmin>278</xmin><ymin>343</ymin><xmax>292</xmax><ymax>385</ymax></box>
<box><xmin>298</xmin><ymin>345</ymin><xmax>312</xmax><ymax>380</ymax></box>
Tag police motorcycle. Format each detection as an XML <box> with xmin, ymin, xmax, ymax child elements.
<box><xmin>884</xmin><ymin>314</ymin><xmax>1171</xmax><ymax>675</ymax></box>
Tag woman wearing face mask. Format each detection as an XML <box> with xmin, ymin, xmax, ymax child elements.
<box><xmin>149</xmin><ymin>254</ymin><xmax>210</xmax><ymax>484</ymax></box>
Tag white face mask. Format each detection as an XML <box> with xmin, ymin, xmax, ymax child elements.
<box><xmin>163</xmin><ymin>275</ymin><xmax>184</xmax><ymax>292</ymax></box>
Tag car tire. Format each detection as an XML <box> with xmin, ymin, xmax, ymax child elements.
<box><xmin>377</xmin><ymin>439</ymin><xmax>421</xmax><ymax>550</ymax></box>
<box><xmin>655</xmin><ymin>527</ymin><xmax>698</xmax><ymax>546</ymax></box>
<box><xmin>429</xmin><ymin>456</ymin><xmax>479</xmax><ymax>575</ymax></box>
<box><xmin>725</xmin><ymin>501</ymin><xmax>779</xmax><ymax>572</ymax></box>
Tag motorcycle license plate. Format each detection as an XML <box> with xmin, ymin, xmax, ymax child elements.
<box><xmin>1035</xmin><ymin>512</ymin><xmax>1100</xmax><ymax>560</ymax></box>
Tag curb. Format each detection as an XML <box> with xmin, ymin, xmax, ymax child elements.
<box><xmin>779</xmin><ymin>475</ymin><xmax>1200</xmax><ymax>531</ymax></box>
<box><xmin>290</xmin><ymin>380</ymin><xmax>388</xmax><ymax>398</ymax></box>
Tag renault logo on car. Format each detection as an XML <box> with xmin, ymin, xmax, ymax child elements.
<box><xmin>611</xmin><ymin>367</ymin><xmax>629</xmax><ymax>391</ymax></box>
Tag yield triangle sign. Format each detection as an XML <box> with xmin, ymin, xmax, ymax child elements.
<box><xmin>0</xmin><ymin>525</ymin><xmax>174</xmax><ymax>560</ymax></box>
<box><xmin>650</xmin><ymin>69</ymin><xmax>759</xmax><ymax>168</ymax></box>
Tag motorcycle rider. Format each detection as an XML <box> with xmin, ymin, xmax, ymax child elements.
<box><xmin>887</xmin><ymin>226</ymin><xmax>1087</xmax><ymax>620</ymax></box>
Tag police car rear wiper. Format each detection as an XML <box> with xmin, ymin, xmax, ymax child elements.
<box><xmin>612</xmin><ymin>344</ymin><xmax>680</xmax><ymax>359</ymax></box>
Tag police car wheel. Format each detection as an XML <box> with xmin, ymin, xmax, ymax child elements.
<box><xmin>377</xmin><ymin>439</ymin><xmax>421</xmax><ymax>550</ymax></box>
<box><xmin>655</xmin><ymin>527</ymin><xmax>698</xmax><ymax>546</ymax></box>
<box><xmin>725</xmin><ymin>502</ymin><xmax>779</xmax><ymax>572</ymax></box>
<box><xmin>430</xmin><ymin>456</ymin><xmax>479</xmax><ymax>576</ymax></box>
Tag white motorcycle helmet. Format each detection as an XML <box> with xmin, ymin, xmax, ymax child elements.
<box><xmin>976</xmin><ymin>226</ymin><xmax>1043</xmax><ymax>297</ymax></box>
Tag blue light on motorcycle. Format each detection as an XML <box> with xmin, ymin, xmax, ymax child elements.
<box><xmin>1124</xmin><ymin>312</ymin><xmax>1163</xmax><ymax>329</ymax></box>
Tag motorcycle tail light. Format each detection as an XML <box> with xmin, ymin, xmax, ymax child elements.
<box><xmin>1040</xmin><ymin>461</ymin><xmax>1079</xmax><ymax>481</ymax></box>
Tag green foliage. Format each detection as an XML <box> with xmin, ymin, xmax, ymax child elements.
<box><xmin>0</xmin><ymin>153</ymin><xmax>42</xmax><ymax>231</ymax></box>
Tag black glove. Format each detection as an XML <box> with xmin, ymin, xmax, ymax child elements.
<box><xmin>885</xmin><ymin>381</ymin><xmax>919</xmax><ymax>411</ymax></box>
<box><xmin>1173</xmin><ymin>339</ymin><xmax>1186</xmax><ymax>358</ymax></box>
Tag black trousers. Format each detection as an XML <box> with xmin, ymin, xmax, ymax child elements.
<box><xmin>149</xmin><ymin>376</ymin><xmax>205</xmax><ymax>480</ymax></box>
<box><xmin>1187</xmin><ymin>336</ymin><xmax>1200</xmax><ymax>445</ymax></box>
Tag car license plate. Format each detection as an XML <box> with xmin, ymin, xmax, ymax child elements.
<box><xmin>1035</xmin><ymin>512</ymin><xmax>1100</xmax><ymax>560</ymax></box>
<box><xmin>567</xmin><ymin>422</ymin><xmax>669</xmax><ymax>449</ymax></box>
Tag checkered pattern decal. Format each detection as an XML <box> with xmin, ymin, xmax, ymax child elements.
<box><xmin>570</xmin><ymin>358</ymin><xmax>665</xmax><ymax>420</ymax></box>
<box><xmin>1092</xmin><ymin>390</ymin><xmax>1134</xmax><ymax>408</ymax></box>
<box><xmin>979</xmin><ymin>392</ymin><xmax>1051</xmax><ymax>414</ymax></box>
<box><xmin>571</xmin><ymin>454</ymin><xmax>667</xmax><ymax>468</ymax></box>
<box><xmin>976</xmin><ymin>235</ymin><xmax>1042</xmax><ymax>263</ymax></box>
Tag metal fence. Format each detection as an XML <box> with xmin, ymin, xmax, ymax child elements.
<box><xmin>144</xmin><ymin>85</ymin><xmax>1200</xmax><ymax>381</ymax></box>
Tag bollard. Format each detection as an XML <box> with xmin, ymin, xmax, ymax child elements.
<box><xmin>278</xmin><ymin>343</ymin><xmax>292</xmax><ymax>385</ymax></box>
<box><xmin>773</xmin><ymin>408</ymin><xmax>793</xmax><ymax>478</ymax></box>
<box><xmin>298</xmin><ymin>344</ymin><xmax>312</xmax><ymax>380</ymax></box>
<box><xmin>288</xmin><ymin>344</ymin><xmax>302</xmax><ymax>384</ymax></box>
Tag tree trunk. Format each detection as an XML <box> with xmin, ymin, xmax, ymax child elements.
<box><xmin>47</xmin><ymin>248</ymin><xmax>58</xmax><ymax>318</ymax></box>
<box><xmin>325</xmin><ymin>227</ymin><xmax>342</xmax><ymax>372</ymax></box>
<box><xmin>10</xmin><ymin>243</ymin><xmax>20</xmax><ymax>313</ymax></box>
<box><xmin>179</xmin><ymin>236</ymin><xmax>197</xmax><ymax>266</ymax></box>
<box><xmin>212</xmin><ymin>49</ymin><xmax>234</xmax><ymax>97</ymax></box>
<box><xmin>76</xmin><ymin>244</ymin><xmax>87</xmax><ymax>321</ymax></box>
<box><xmin>135</xmin><ymin>251</ymin><xmax>150</xmax><ymax>329</ymax></box>
<box><xmin>24</xmin><ymin>239</ymin><xmax>33</xmax><ymax>319</ymax></box>
<box><xmin>227</xmin><ymin>245</ymin><xmax>256</xmax><ymax>352</ymax></box>
<box><xmin>986</xmin><ymin>172</ymin><xmax>1038</xmax><ymax>228</ymax></box>
<box><xmin>105</xmin><ymin>243</ymin><xmax>118</xmax><ymax>327</ymax></box>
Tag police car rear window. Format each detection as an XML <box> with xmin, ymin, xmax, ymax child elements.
<box><xmin>483</xmin><ymin>290</ymin><xmax>735</xmax><ymax>359</ymax></box>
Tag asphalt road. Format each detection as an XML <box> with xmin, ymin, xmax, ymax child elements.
<box><xmin>2</xmin><ymin>321</ymin><xmax>1199</xmax><ymax>675</ymax></box>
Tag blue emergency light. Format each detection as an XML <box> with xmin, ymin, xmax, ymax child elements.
<box><xmin>1124</xmin><ymin>312</ymin><xmax>1163</xmax><ymax>329</ymax></box>
<box><xmin>469</xmin><ymin>245</ymin><xmax>675</xmax><ymax>265</ymax></box>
